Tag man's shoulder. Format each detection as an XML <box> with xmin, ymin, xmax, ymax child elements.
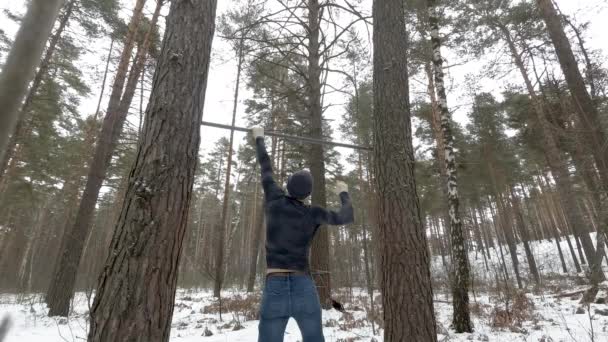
<box><xmin>267</xmin><ymin>193</ymin><xmax>286</xmax><ymax>204</ymax></box>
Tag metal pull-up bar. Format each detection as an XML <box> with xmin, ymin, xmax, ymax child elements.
<box><xmin>201</xmin><ymin>121</ymin><xmax>372</xmax><ymax>151</ymax></box>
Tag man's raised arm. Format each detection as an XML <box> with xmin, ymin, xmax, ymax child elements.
<box><xmin>253</xmin><ymin>127</ymin><xmax>283</xmax><ymax>202</ymax></box>
<box><xmin>313</xmin><ymin>181</ymin><xmax>354</xmax><ymax>226</ymax></box>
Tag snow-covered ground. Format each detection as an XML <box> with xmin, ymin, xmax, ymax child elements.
<box><xmin>431</xmin><ymin>232</ymin><xmax>608</xmax><ymax>289</ymax></box>
<box><xmin>1</xmin><ymin>234</ymin><xmax>608</xmax><ymax>341</ymax></box>
<box><xmin>1</xmin><ymin>287</ymin><xmax>607</xmax><ymax>341</ymax></box>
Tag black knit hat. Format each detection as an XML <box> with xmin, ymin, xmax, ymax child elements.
<box><xmin>287</xmin><ymin>170</ymin><xmax>313</xmax><ymax>199</ymax></box>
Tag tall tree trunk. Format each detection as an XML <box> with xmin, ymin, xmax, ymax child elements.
<box><xmin>247</xmin><ymin>184</ymin><xmax>263</xmax><ymax>292</ymax></box>
<box><xmin>470</xmin><ymin>207</ymin><xmax>487</xmax><ymax>258</ymax></box>
<box><xmin>583</xmin><ymin>231</ymin><xmax>606</xmax><ymax>303</ymax></box>
<box><xmin>373</xmin><ymin>0</ymin><xmax>437</xmax><ymax>339</ymax></box>
<box><xmin>488</xmin><ymin>199</ymin><xmax>511</xmax><ymax>281</ymax></box>
<box><xmin>0</xmin><ymin>211</ymin><xmax>27</xmax><ymax>290</ymax></box>
<box><xmin>478</xmin><ymin>206</ymin><xmax>495</xmax><ymax>250</ymax></box>
<box><xmin>307</xmin><ymin>0</ymin><xmax>332</xmax><ymax>309</ymax></box>
<box><xmin>471</xmin><ymin>207</ymin><xmax>490</xmax><ymax>271</ymax></box>
<box><xmin>0</xmin><ymin>0</ymin><xmax>63</xmax><ymax>164</ymax></box>
<box><xmin>427</xmin><ymin>0</ymin><xmax>472</xmax><ymax>332</ymax></box>
<box><xmin>17</xmin><ymin>198</ymin><xmax>52</xmax><ymax>292</ymax></box>
<box><xmin>510</xmin><ymin>188</ymin><xmax>541</xmax><ymax>286</ymax></box>
<box><xmin>537</xmin><ymin>174</ymin><xmax>582</xmax><ymax>272</ymax></box>
<box><xmin>87</xmin><ymin>0</ymin><xmax>217</xmax><ymax>340</ymax></box>
<box><xmin>139</xmin><ymin>64</ymin><xmax>145</xmax><ymax>137</ymax></box>
<box><xmin>497</xmin><ymin>193</ymin><xmax>523</xmax><ymax>289</ymax></box>
<box><xmin>537</xmin><ymin>0</ymin><xmax>608</xmax><ymax>192</ymax></box>
<box><xmin>96</xmin><ymin>39</ymin><xmax>115</xmax><ymax>118</ymax></box>
<box><xmin>214</xmin><ymin>35</ymin><xmax>245</xmax><ymax>298</ymax></box>
<box><xmin>542</xmin><ymin>210</ymin><xmax>565</xmax><ymax>269</ymax></box>
<box><xmin>46</xmin><ymin>0</ymin><xmax>149</xmax><ymax>317</ymax></box>
<box><xmin>561</xmin><ymin>15</ymin><xmax>597</xmax><ymax>99</ymax></box>
<box><xmin>499</xmin><ymin>23</ymin><xmax>598</xmax><ymax>272</ymax></box>
<box><xmin>193</xmin><ymin>193</ymin><xmax>206</xmax><ymax>286</ymax></box>
<box><xmin>419</xmin><ymin>48</ymin><xmax>451</xmax><ymax>233</ymax></box>
<box><xmin>357</xmin><ymin>152</ymin><xmax>376</xmax><ymax>335</ymax></box>
<box><xmin>0</xmin><ymin>0</ymin><xmax>76</xmax><ymax>179</ymax></box>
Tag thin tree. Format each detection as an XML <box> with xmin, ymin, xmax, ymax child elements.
<box><xmin>87</xmin><ymin>0</ymin><xmax>218</xmax><ymax>340</ymax></box>
<box><xmin>46</xmin><ymin>0</ymin><xmax>152</xmax><ymax>317</ymax></box>
<box><xmin>306</xmin><ymin>0</ymin><xmax>333</xmax><ymax>308</ymax></box>
<box><xmin>372</xmin><ymin>0</ymin><xmax>437</xmax><ymax>340</ymax></box>
<box><xmin>246</xmin><ymin>181</ymin><xmax>263</xmax><ymax>292</ymax></box>
<box><xmin>214</xmin><ymin>0</ymin><xmax>257</xmax><ymax>298</ymax></box>
<box><xmin>427</xmin><ymin>0</ymin><xmax>472</xmax><ymax>333</ymax></box>
<box><xmin>0</xmin><ymin>0</ymin><xmax>64</xmax><ymax>166</ymax></box>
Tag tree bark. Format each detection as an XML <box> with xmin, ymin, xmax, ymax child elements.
<box><xmin>372</xmin><ymin>0</ymin><xmax>437</xmax><ymax>339</ymax></box>
<box><xmin>427</xmin><ymin>0</ymin><xmax>472</xmax><ymax>332</ymax></box>
<box><xmin>46</xmin><ymin>0</ymin><xmax>148</xmax><ymax>317</ymax></box>
<box><xmin>0</xmin><ymin>0</ymin><xmax>63</xmax><ymax>165</ymax></box>
<box><xmin>87</xmin><ymin>0</ymin><xmax>217</xmax><ymax>340</ymax></box>
<box><xmin>307</xmin><ymin>0</ymin><xmax>332</xmax><ymax>309</ymax></box>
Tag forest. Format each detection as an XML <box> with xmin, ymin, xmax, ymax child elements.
<box><xmin>0</xmin><ymin>0</ymin><xmax>607</xmax><ymax>341</ymax></box>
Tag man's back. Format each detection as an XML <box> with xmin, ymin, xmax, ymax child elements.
<box><xmin>255</xmin><ymin>136</ymin><xmax>354</xmax><ymax>272</ymax></box>
<box><xmin>265</xmin><ymin>196</ymin><xmax>317</xmax><ymax>271</ymax></box>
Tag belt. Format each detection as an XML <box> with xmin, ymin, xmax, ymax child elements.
<box><xmin>266</xmin><ymin>271</ymin><xmax>308</xmax><ymax>277</ymax></box>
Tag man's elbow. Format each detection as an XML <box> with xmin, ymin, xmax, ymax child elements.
<box><xmin>341</xmin><ymin>209</ymin><xmax>354</xmax><ymax>225</ymax></box>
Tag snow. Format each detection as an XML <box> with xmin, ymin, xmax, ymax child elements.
<box><xmin>2</xmin><ymin>235</ymin><xmax>608</xmax><ymax>341</ymax></box>
<box><xmin>2</xmin><ymin>289</ymin><xmax>607</xmax><ymax>341</ymax></box>
<box><xmin>0</xmin><ymin>291</ymin><xmax>379</xmax><ymax>342</ymax></box>
<box><xmin>431</xmin><ymin>232</ymin><xmax>608</xmax><ymax>287</ymax></box>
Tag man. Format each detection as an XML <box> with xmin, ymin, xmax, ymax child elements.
<box><xmin>252</xmin><ymin>127</ymin><xmax>354</xmax><ymax>342</ymax></box>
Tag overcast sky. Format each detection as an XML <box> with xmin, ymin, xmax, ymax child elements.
<box><xmin>1</xmin><ymin>0</ymin><xmax>607</xmax><ymax>172</ymax></box>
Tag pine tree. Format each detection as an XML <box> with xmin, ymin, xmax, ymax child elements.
<box><xmin>0</xmin><ymin>0</ymin><xmax>120</xmax><ymax>177</ymax></box>
<box><xmin>0</xmin><ymin>0</ymin><xmax>63</xmax><ymax>163</ymax></box>
<box><xmin>0</xmin><ymin>21</ymin><xmax>93</xmax><ymax>291</ymax></box>
<box><xmin>87</xmin><ymin>0</ymin><xmax>217</xmax><ymax>340</ymax></box>
<box><xmin>46</xmin><ymin>0</ymin><xmax>162</xmax><ymax>317</ymax></box>
<box><xmin>373</xmin><ymin>0</ymin><xmax>437</xmax><ymax>339</ymax></box>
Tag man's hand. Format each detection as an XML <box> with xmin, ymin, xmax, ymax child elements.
<box><xmin>334</xmin><ymin>180</ymin><xmax>348</xmax><ymax>195</ymax></box>
<box><xmin>251</xmin><ymin>127</ymin><xmax>264</xmax><ymax>139</ymax></box>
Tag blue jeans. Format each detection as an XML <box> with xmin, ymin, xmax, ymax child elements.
<box><xmin>258</xmin><ymin>274</ymin><xmax>325</xmax><ymax>342</ymax></box>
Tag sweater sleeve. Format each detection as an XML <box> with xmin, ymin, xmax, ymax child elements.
<box><xmin>312</xmin><ymin>192</ymin><xmax>354</xmax><ymax>226</ymax></box>
<box><xmin>256</xmin><ymin>137</ymin><xmax>284</xmax><ymax>202</ymax></box>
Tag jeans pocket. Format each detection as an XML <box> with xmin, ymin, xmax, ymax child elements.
<box><xmin>292</xmin><ymin>284</ymin><xmax>321</xmax><ymax>315</ymax></box>
<box><xmin>260</xmin><ymin>295</ymin><xmax>288</xmax><ymax>319</ymax></box>
<box><xmin>265</xmin><ymin>279</ymin><xmax>284</xmax><ymax>296</ymax></box>
<box><xmin>260</xmin><ymin>283</ymin><xmax>288</xmax><ymax>319</ymax></box>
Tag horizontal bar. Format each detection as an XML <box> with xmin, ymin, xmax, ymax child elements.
<box><xmin>201</xmin><ymin>121</ymin><xmax>372</xmax><ymax>151</ymax></box>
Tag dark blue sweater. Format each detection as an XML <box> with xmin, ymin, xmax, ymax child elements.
<box><xmin>256</xmin><ymin>137</ymin><xmax>354</xmax><ymax>272</ymax></box>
